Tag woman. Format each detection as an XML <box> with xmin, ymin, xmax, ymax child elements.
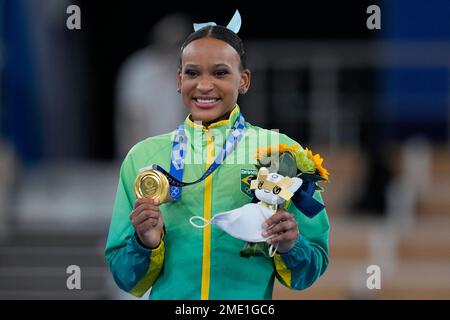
<box><xmin>105</xmin><ymin>11</ymin><xmax>330</xmax><ymax>300</ymax></box>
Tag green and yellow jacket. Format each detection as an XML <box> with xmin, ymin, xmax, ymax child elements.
<box><xmin>105</xmin><ymin>105</ymin><xmax>330</xmax><ymax>300</ymax></box>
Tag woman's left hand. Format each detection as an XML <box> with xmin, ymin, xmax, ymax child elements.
<box><xmin>262</xmin><ymin>207</ymin><xmax>299</xmax><ymax>253</ymax></box>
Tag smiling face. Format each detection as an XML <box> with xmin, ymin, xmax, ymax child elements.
<box><xmin>178</xmin><ymin>37</ymin><xmax>251</xmax><ymax>125</ymax></box>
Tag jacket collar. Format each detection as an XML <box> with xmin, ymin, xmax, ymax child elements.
<box><xmin>184</xmin><ymin>104</ymin><xmax>241</xmax><ymax>131</ymax></box>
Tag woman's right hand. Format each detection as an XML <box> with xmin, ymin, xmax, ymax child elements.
<box><xmin>130</xmin><ymin>198</ymin><xmax>164</xmax><ymax>249</ymax></box>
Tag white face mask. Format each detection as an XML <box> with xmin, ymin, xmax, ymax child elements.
<box><xmin>190</xmin><ymin>203</ymin><xmax>274</xmax><ymax>243</ymax></box>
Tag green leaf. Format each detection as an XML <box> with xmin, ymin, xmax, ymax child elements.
<box><xmin>298</xmin><ymin>172</ymin><xmax>326</xmax><ymax>182</ymax></box>
<box><xmin>278</xmin><ymin>153</ymin><xmax>298</xmax><ymax>177</ymax></box>
<box><xmin>239</xmin><ymin>242</ymin><xmax>267</xmax><ymax>258</ymax></box>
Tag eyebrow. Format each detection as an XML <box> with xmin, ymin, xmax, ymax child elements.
<box><xmin>213</xmin><ymin>64</ymin><xmax>231</xmax><ymax>69</ymax></box>
<box><xmin>183</xmin><ymin>63</ymin><xmax>232</xmax><ymax>69</ymax></box>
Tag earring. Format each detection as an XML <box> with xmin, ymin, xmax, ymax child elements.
<box><xmin>177</xmin><ymin>88</ymin><xmax>181</xmax><ymax>93</ymax></box>
<box><xmin>239</xmin><ymin>88</ymin><xmax>247</xmax><ymax>95</ymax></box>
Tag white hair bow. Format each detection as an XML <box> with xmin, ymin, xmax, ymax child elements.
<box><xmin>193</xmin><ymin>9</ymin><xmax>241</xmax><ymax>34</ymax></box>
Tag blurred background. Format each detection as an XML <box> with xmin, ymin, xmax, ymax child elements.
<box><xmin>1</xmin><ymin>0</ymin><xmax>450</xmax><ymax>299</ymax></box>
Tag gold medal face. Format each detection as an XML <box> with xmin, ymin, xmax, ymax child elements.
<box><xmin>134</xmin><ymin>169</ymin><xmax>169</xmax><ymax>203</ymax></box>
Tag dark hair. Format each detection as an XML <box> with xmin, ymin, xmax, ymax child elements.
<box><xmin>180</xmin><ymin>25</ymin><xmax>247</xmax><ymax>69</ymax></box>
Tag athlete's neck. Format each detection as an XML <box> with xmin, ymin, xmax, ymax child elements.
<box><xmin>191</xmin><ymin>111</ymin><xmax>232</xmax><ymax>128</ymax></box>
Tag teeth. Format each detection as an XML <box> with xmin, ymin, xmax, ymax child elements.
<box><xmin>196</xmin><ymin>98</ymin><xmax>218</xmax><ymax>103</ymax></box>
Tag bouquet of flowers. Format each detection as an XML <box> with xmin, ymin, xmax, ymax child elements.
<box><xmin>255</xmin><ymin>144</ymin><xmax>329</xmax><ymax>185</ymax></box>
<box><xmin>240</xmin><ymin>144</ymin><xmax>329</xmax><ymax>258</ymax></box>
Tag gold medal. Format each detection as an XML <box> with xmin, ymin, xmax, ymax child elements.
<box><xmin>134</xmin><ymin>169</ymin><xmax>169</xmax><ymax>203</ymax></box>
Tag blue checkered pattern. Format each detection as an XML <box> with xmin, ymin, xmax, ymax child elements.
<box><xmin>169</xmin><ymin>125</ymin><xmax>187</xmax><ymax>200</ymax></box>
<box><xmin>216</xmin><ymin>113</ymin><xmax>246</xmax><ymax>164</ymax></box>
<box><xmin>171</xmin><ymin>125</ymin><xmax>187</xmax><ymax>171</ymax></box>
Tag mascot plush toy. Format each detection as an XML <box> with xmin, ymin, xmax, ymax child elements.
<box><xmin>190</xmin><ymin>145</ymin><xmax>328</xmax><ymax>258</ymax></box>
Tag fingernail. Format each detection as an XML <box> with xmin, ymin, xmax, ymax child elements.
<box><xmin>262</xmin><ymin>231</ymin><xmax>268</xmax><ymax>237</ymax></box>
<box><xmin>262</xmin><ymin>222</ymin><xmax>268</xmax><ymax>229</ymax></box>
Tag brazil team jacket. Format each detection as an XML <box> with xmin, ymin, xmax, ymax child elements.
<box><xmin>105</xmin><ymin>105</ymin><xmax>330</xmax><ymax>299</ymax></box>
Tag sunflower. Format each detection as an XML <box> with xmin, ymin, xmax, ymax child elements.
<box><xmin>255</xmin><ymin>144</ymin><xmax>299</xmax><ymax>159</ymax></box>
<box><xmin>305</xmin><ymin>148</ymin><xmax>329</xmax><ymax>181</ymax></box>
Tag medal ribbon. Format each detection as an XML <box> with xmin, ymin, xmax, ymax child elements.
<box><xmin>156</xmin><ymin>113</ymin><xmax>247</xmax><ymax>200</ymax></box>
